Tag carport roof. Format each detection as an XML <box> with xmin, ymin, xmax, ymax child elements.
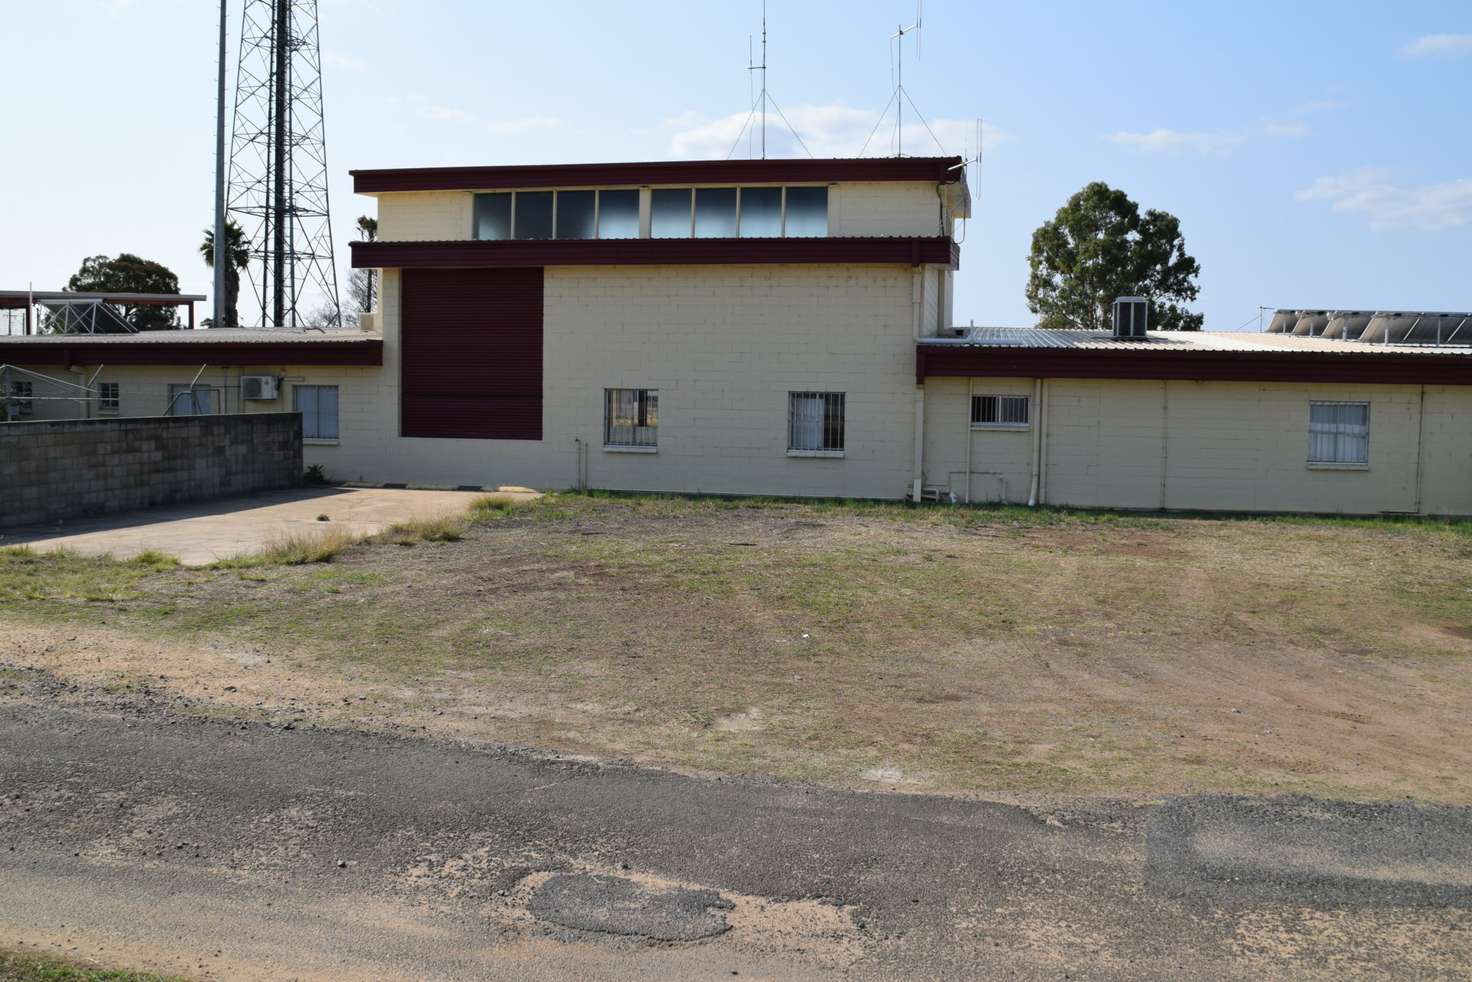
<box><xmin>0</xmin><ymin>329</ymin><xmax>383</xmax><ymax>366</ymax></box>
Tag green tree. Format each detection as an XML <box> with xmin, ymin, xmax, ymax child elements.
<box><xmin>65</xmin><ymin>254</ymin><xmax>183</xmax><ymax>331</ymax></box>
<box><xmin>1026</xmin><ymin>182</ymin><xmax>1203</xmax><ymax>331</ymax></box>
<box><xmin>199</xmin><ymin>219</ymin><xmax>252</xmax><ymax>327</ymax></box>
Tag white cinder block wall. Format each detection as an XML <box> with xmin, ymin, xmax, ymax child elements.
<box><xmin>361</xmin><ymin>264</ymin><xmax>921</xmax><ymax>498</ymax></box>
<box><xmin>923</xmin><ymin>377</ymin><xmax>1472</xmax><ymax>515</ymax></box>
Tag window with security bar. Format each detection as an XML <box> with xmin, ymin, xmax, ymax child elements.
<box><xmin>1308</xmin><ymin>401</ymin><xmax>1369</xmax><ymax>465</ymax></box>
<box><xmin>98</xmin><ymin>381</ymin><xmax>120</xmax><ymax>413</ymax></box>
<box><xmin>788</xmin><ymin>392</ymin><xmax>845</xmax><ymax>453</ymax></box>
<box><xmin>605</xmin><ymin>388</ymin><xmax>658</xmax><ymax>448</ymax></box>
<box><xmin>971</xmin><ymin>394</ymin><xmax>1029</xmax><ymax>429</ymax></box>
<box><xmin>8</xmin><ymin>381</ymin><xmax>33</xmax><ymax>416</ymax></box>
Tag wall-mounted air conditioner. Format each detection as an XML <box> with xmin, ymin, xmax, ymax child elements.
<box><xmin>241</xmin><ymin>375</ymin><xmax>279</xmax><ymax>401</ymax></box>
<box><xmin>1113</xmin><ymin>297</ymin><xmax>1149</xmax><ymax>340</ymax></box>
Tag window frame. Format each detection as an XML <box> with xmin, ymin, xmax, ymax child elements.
<box><xmin>603</xmin><ymin>387</ymin><xmax>659</xmax><ymax>452</ymax></box>
<box><xmin>1307</xmin><ymin>400</ymin><xmax>1370</xmax><ymax>468</ymax></box>
<box><xmin>167</xmin><ymin>384</ymin><xmax>216</xmax><ymax>417</ymax></box>
<box><xmin>98</xmin><ymin>381</ymin><xmax>120</xmax><ymax>414</ymax></box>
<box><xmin>8</xmin><ymin>380</ymin><xmax>34</xmax><ymax>416</ymax></box>
<box><xmin>787</xmin><ymin>391</ymin><xmax>846</xmax><ymax>456</ymax></box>
<box><xmin>971</xmin><ymin>394</ymin><xmax>1030</xmax><ymax>430</ymax></box>
<box><xmin>293</xmin><ymin>384</ymin><xmax>341</xmax><ymax>443</ymax></box>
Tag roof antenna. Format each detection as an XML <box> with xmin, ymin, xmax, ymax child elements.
<box><xmin>727</xmin><ymin>2</ymin><xmax>814</xmax><ymax>159</ymax></box>
<box><xmin>746</xmin><ymin>0</ymin><xmax>768</xmax><ymax>159</ymax></box>
<box><xmin>892</xmin><ymin>0</ymin><xmax>921</xmax><ymax>156</ymax></box>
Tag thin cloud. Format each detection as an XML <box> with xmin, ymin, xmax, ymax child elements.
<box><xmin>1296</xmin><ymin>169</ymin><xmax>1472</xmax><ymax>231</ymax></box>
<box><xmin>1399</xmin><ymin>33</ymin><xmax>1472</xmax><ymax>57</ymax></box>
<box><xmin>323</xmin><ymin>49</ymin><xmax>366</xmax><ymax>72</ymax></box>
<box><xmin>669</xmin><ymin>103</ymin><xmax>1008</xmax><ymax>159</ymax></box>
<box><xmin>1109</xmin><ymin>128</ymin><xmax>1247</xmax><ymax>154</ymax></box>
<box><xmin>422</xmin><ymin>106</ymin><xmax>475</xmax><ymax>123</ymax></box>
<box><xmin>485</xmin><ymin>115</ymin><xmax>566</xmax><ymax>137</ymax></box>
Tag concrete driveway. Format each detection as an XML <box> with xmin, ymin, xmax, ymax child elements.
<box><xmin>0</xmin><ymin>486</ymin><xmax>524</xmax><ymax>566</ymax></box>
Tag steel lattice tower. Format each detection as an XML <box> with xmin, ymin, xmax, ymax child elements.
<box><xmin>227</xmin><ymin>0</ymin><xmax>340</xmax><ymax>328</ymax></box>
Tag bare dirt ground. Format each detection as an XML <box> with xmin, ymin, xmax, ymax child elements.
<box><xmin>3</xmin><ymin>494</ymin><xmax>1469</xmax><ymax>804</ymax></box>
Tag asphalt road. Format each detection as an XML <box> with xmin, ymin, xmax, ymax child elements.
<box><xmin>1</xmin><ymin>699</ymin><xmax>1470</xmax><ymax>980</ymax></box>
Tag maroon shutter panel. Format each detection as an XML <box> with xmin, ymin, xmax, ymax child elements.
<box><xmin>400</xmin><ymin>268</ymin><xmax>544</xmax><ymax>440</ymax></box>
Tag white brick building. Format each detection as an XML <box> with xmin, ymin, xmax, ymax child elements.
<box><xmin>4</xmin><ymin>157</ymin><xmax>1470</xmax><ymax>515</ymax></box>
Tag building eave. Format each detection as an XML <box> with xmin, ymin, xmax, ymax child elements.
<box><xmin>352</xmin><ymin>236</ymin><xmax>959</xmax><ymax>270</ymax></box>
<box><xmin>0</xmin><ymin>337</ymin><xmax>384</xmax><ymax>368</ymax></box>
<box><xmin>351</xmin><ymin>157</ymin><xmax>966</xmax><ymax>194</ymax></box>
<box><xmin>915</xmin><ymin>344</ymin><xmax>1472</xmax><ymax>386</ymax></box>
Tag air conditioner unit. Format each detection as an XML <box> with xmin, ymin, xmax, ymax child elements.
<box><xmin>241</xmin><ymin>375</ymin><xmax>279</xmax><ymax>401</ymax></box>
<box><xmin>1113</xmin><ymin>296</ymin><xmax>1149</xmax><ymax>339</ymax></box>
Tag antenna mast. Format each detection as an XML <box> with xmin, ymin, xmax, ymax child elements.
<box><xmin>891</xmin><ymin>1</ymin><xmax>921</xmax><ymax>156</ymax></box>
<box><xmin>746</xmin><ymin>0</ymin><xmax>768</xmax><ymax>158</ymax></box>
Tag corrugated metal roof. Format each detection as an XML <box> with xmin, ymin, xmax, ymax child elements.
<box><xmin>934</xmin><ymin>328</ymin><xmax>1472</xmax><ymax>356</ymax></box>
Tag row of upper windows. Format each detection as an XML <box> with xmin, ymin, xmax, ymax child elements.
<box><xmin>473</xmin><ymin>186</ymin><xmax>829</xmax><ymax>242</ymax></box>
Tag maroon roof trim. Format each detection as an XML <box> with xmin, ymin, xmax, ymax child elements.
<box><xmin>1</xmin><ymin>338</ymin><xmax>383</xmax><ymax>369</ymax></box>
<box><xmin>915</xmin><ymin>345</ymin><xmax>1472</xmax><ymax>385</ymax></box>
<box><xmin>352</xmin><ymin>157</ymin><xmax>965</xmax><ymax>194</ymax></box>
<box><xmin>353</xmin><ymin>236</ymin><xmax>958</xmax><ymax>270</ymax></box>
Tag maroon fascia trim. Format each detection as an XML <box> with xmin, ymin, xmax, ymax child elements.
<box><xmin>915</xmin><ymin>345</ymin><xmax>1472</xmax><ymax>386</ymax></box>
<box><xmin>352</xmin><ymin>157</ymin><xmax>965</xmax><ymax>194</ymax></box>
<box><xmin>0</xmin><ymin>338</ymin><xmax>383</xmax><ymax>368</ymax></box>
<box><xmin>353</xmin><ymin>236</ymin><xmax>958</xmax><ymax>270</ymax></box>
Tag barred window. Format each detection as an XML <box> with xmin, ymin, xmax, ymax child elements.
<box><xmin>98</xmin><ymin>381</ymin><xmax>120</xmax><ymax>413</ymax></box>
<box><xmin>8</xmin><ymin>381</ymin><xmax>33</xmax><ymax>416</ymax></box>
<box><xmin>1308</xmin><ymin>402</ymin><xmax>1369</xmax><ymax>465</ymax></box>
<box><xmin>788</xmin><ymin>391</ymin><xmax>845</xmax><ymax>452</ymax></box>
<box><xmin>971</xmin><ymin>394</ymin><xmax>1029</xmax><ymax>428</ymax></box>
<box><xmin>605</xmin><ymin>388</ymin><xmax>658</xmax><ymax>448</ymax></box>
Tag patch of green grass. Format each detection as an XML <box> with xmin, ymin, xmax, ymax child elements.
<box><xmin>129</xmin><ymin>550</ymin><xmax>180</xmax><ymax>571</ymax></box>
<box><xmin>0</xmin><ymin>548</ymin><xmax>169</xmax><ymax>605</ymax></box>
<box><xmin>0</xmin><ymin>949</ymin><xmax>181</xmax><ymax>982</ymax></box>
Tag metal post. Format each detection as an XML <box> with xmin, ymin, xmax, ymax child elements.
<box><xmin>271</xmin><ymin>0</ymin><xmax>289</xmax><ymax>327</ymax></box>
<box><xmin>214</xmin><ymin>0</ymin><xmax>228</xmax><ymax>331</ymax></box>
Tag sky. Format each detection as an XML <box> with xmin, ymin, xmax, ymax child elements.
<box><xmin>1</xmin><ymin>0</ymin><xmax>1469</xmax><ymax>332</ymax></box>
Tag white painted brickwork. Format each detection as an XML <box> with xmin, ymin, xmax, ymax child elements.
<box><xmin>924</xmin><ymin>377</ymin><xmax>1471</xmax><ymax>515</ymax></box>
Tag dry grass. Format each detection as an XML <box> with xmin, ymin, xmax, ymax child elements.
<box><xmin>2</xmin><ymin>493</ymin><xmax>1470</xmax><ymax>802</ymax></box>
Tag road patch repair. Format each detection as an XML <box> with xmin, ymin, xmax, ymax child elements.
<box><xmin>0</xmin><ymin>485</ymin><xmax>536</xmax><ymax>565</ymax></box>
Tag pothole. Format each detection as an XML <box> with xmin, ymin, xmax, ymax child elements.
<box><xmin>529</xmin><ymin>873</ymin><xmax>734</xmax><ymax>941</ymax></box>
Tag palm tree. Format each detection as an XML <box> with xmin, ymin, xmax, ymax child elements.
<box><xmin>354</xmin><ymin>215</ymin><xmax>379</xmax><ymax>313</ymax></box>
<box><xmin>199</xmin><ymin>219</ymin><xmax>251</xmax><ymax>327</ymax></box>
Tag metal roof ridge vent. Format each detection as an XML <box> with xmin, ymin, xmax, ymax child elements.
<box><xmin>1112</xmin><ymin>297</ymin><xmax>1149</xmax><ymax>340</ymax></box>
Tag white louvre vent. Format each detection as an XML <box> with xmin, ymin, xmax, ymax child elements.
<box><xmin>241</xmin><ymin>375</ymin><xmax>279</xmax><ymax>401</ymax></box>
<box><xmin>1113</xmin><ymin>297</ymin><xmax>1149</xmax><ymax>339</ymax></box>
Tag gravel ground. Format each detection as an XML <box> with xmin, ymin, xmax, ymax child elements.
<box><xmin>2</xmin><ymin>690</ymin><xmax>1469</xmax><ymax>980</ymax></box>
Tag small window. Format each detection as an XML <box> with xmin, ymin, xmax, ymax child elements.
<box><xmin>694</xmin><ymin>187</ymin><xmax>738</xmax><ymax>238</ymax></box>
<box><xmin>555</xmin><ymin>190</ymin><xmax>596</xmax><ymax>240</ymax></box>
<box><xmin>604</xmin><ymin>388</ymin><xmax>658</xmax><ymax>448</ymax></box>
<box><xmin>738</xmin><ymin>187</ymin><xmax>782</xmax><ymax>237</ymax></box>
<box><xmin>294</xmin><ymin>385</ymin><xmax>340</xmax><ymax>441</ymax></box>
<box><xmin>784</xmin><ymin>186</ymin><xmax>828</xmax><ymax>237</ymax></box>
<box><xmin>1308</xmin><ymin>401</ymin><xmax>1369</xmax><ymax>465</ymax></box>
<box><xmin>513</xmin><ymin>190</ymin><xmax>554</xmax><ymax>240</ymax></box>
<box><xmin>168</xmin><ymin>384</ymin><xmax>214</xmax><ymax>416</ymax></box>
<box><xmin>972</xmin><ymin>394</ymin><xmax>1029</xmax><ymax>429</ymax></box>
<box><xmin>98</xmin><ymin>381</ymin><xmax>120</xmax><ymax>413</ymax></box>
<box><xmin>473</xmin><ymin>192</ymin><xmax>512</xmax><ymax>241</ymax></box>
<box><xmin>8</xmin><ymin>380</ymin><xmax>33</xmax><ymax>416</ymax></box>
<box><xmin>788</xmin><ymin>391</ymin><xmax>845</xmax><ymax>453</ymax></box>
<box><xmin>597</xmin><ymin>189</ymin><xmax>640</xmax><ymax>239</ymax></box>
<box><xmin>650</xmin><ymin>188</ymin><xmax>693</xmax><ymax>238</ymax></box>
